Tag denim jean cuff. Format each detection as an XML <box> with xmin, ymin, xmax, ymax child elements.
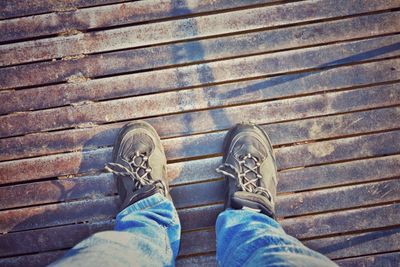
<box><xmin>119</xmin><ymin>193</ymin><xmax>168</xmax><ymax>216</ymax></box>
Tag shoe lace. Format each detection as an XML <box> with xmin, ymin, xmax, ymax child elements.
<box><xmin>105</xmin><ymin>151</ymin><xmax>166</xmax><ymax>193</ymax></box>
<box><xmin>216</xmin><ymin>153</ymin><xmax>273</xmax><ymax>202</ymax></box>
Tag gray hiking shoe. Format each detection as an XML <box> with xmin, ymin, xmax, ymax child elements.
<box><xmin>216</xmin><ymin>123</ymin><xmax>278</xmax><ymax>218</ymax></box>
<box><xmin>105</xmin><ymin>121</ymin><xmax>169</xmax><ymax>211</ymax></box>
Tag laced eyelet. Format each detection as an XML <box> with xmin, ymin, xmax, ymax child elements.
<box><xmin>216</xmin><ymin>153</ymin><xmax>269</xmax><ymax>196</ymax></box>
<box><xmin>105</xmin><ymin>152</ymin><xmax>160</xmax><ymax>192</ymax></box>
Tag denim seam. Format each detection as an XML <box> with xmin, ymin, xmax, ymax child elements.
<box><xmin>121</xmin><ymin>194</ymin><xmax>166</xmax><ymax>212</ymax></box>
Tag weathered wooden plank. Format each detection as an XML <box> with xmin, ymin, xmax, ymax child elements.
<box><xmin>282</xmin><ymin>203</ymin><xmax>400</xmax><ymax>239</ymax></box>
<box><xmin>0</xmin><ymin>250</ymin><xmax>215</xmax><ymax>267</ymax></box>
<box><xmin>0</xmin><ymin>250</ymin><xmax>67</xmax><ymax>267</ymax></box>
<box><xmin>176</xmin><ymin>251</ymin><xmax>400</xmax><ymax>267</ymax></box>
<box><xmin>1</xmin><ymin>0</ymin><xmax>398</xmax><ymax>66</ymax></box>
<box><xmin>277</xmin><ymin>130</ymin><xmax>400</xmax><ymax>170</ymax></box>
<box><xmin>1</xmin><ymin>47</ymin><xmax>400</xmax><ymax>138</ymax></box>
<box><xmin>2</xmin><ymin>11</ymin><xmax>399</xmax><ymax>90</ymax></box>
<box><xmin>177</xmin><ymin>254</ymin><xmax>217</xmax><ymax>267</ymax></box>
<box><xmin>164</xmin><ymin>107</ymin><xmax>400</xmax><ymax>161</ymax></box>
<box><xmin>179</xmin><ymin>228</ymin><xmax>216</xmax><ymax>256</ymax></box>
<box><xmin>172</xmin><ymin>180</ymin><xmax>225</xmax><ymax>209</ymax></box>
<box><xmin>0</xmin><ymin>158</ymin><xmax>220</xmax><ymax>209</ymax></box>
<box><xmin>1</xmin><ymin>120</ymin><xmax>399</xmax><ymax>187</ymax></box>
<box><xmin>2</xmin><ymin>154</ymin><xmax>399</xmax><ymax>211</ymax></box>
<box><xmin>1</xmin><ymin>199</ymin><xmax>398</xmax><ymax>258</ymax></box>
<box><xmin>1</xmin><ymin>35</ymin><xmax>399</xmax><ymax>118</ymax></box>
<box><xmin>179</xmin><ymin>201</ymin><xmax>400</xmax><ymax>235</ymax></box>
<box><xmin>0</xmin><ymin>197</ymin><xmax>119</xmax><ymax>233</ymax></box>
<box><xmin>172</xmin><ymin>178</ymin><xmax>400</xmax><ymax>217</ymax></box>
<box><xmin>3</xmin><ymin>236</ymin><xmax>398</xmax><ymax>267</ymax></box>
<box><xmin>0</xmin><ymin>182</ymin><xmax>222</xmax><ymax>233</ymax></box>
<box><xmin>179</xmin><ymin>205</ymin><xmax>223</xmax><ymax>232</ymax></box>
<box><xmin>0</xmin><ymin>173</ymin><xmax>115</xmax><ymax>210</ymax></box>
<box><xmin>305</xmin><ymin>228</ymin><xmax>400</xmax><ymax>259</ymax></box>
<box><xmin>336</xmin><ymin>251</ymin><xmax>400</xmax><ymax>267</ymax></box>
<box><xmin>0</xmin><ymin>147</ymin><xmax>110</xmax><ymax>185</ymax></box>
<box><xmin>180</xmin><ymin>251</ymin><xmax>400</xmax><ymax>267</ymax></box>
<box><xmin>0</xmin><ymin>147</ymin><xmax>221</xmax><ymax>188</ymax></box>
<box><xmin>1</xmin><ymin>59</ymin><xmax>399</xmax><ymax>161</ymax></box>
<box><xmin>0</xmin><ymin>220</ymin><xmax>215</xmax><ymax>259</ymax></box>
<box><xmin>0</xmin><ymin>0</ymin><xmax>271</xmax><ymax>42</ymax></box>
<box><xmin>278</xmin><ymin>154</ymin><xmax>400</xmax><ymax>193</ymax></box>
<box><xmin>0</xmin><ymin>0</ymin><xmax>126</xmax><ymax>19</ymax></box>
<box><xmin>2</xmin><ymin>173</ymin><xmax>398</xmax><ymax>234</ymax></box>
<box><xmin>277</xmin><ymin>179</ymin><xmax>400</xmax><ymax>217</ymax></box>
<box><xmin>1</xmin><ymin>117</ymin><xmax>399</xmax><ymax>186</ymax></box>
<box><xmin>8</xmin><ymin>180</ymin><xmax>400</xmax><ymax>234</ymax></box>
<box><xmin>181</xmin><ymin>227</ymin><xmax>400</xmax><ymax>258</ymax></box>
<box><xmin>0</xmin><ymin>221</ymin><xmax>114</xmax><ymax>257</ymax></box>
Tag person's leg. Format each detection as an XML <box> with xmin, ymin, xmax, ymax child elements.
<box><xmin>49</xmin><ymin>121</ymin><xmax>180</xmax><ymax>267</ymax></box>
<box><xmin>216</xmin><ymin>123</ymin><xmax>337</xmax><ymax>267</ymax></box>
<box><xmin>216</xmin><ymin>209</ymin><xmax>335</xmax><ymax>267</ymax></box>
<box><xmin>51</xmin><ymin>193</ymin><xmax>180</xmax><ymax>267</ymax></box>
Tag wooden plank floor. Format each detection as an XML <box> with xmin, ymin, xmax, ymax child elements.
<box><xmin>1</xmin><ymin>0</ymin><xmax>400</xmax><ymax>266</ymax></box>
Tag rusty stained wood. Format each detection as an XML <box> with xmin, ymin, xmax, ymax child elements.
<box><xmin>1</xmin><ymin>75</ymin><xmax>399</xmax><ymax>140</ymax></box>
<box><xmin>176</xmin><ymin>252</ymin><xmax>400</xmax><ymax>267</ymax></box>
<box><xmin>179</xmin><ymin>226</ymin><xmax>400</xmax><ymax>258</ymax></box>
<box><xmin>278</xmin><ymin>179</ymin><xmax>400</xmax><ymax>216</ymax></box>
<box><xmin>0</xmin><ymin>154</ymin><xmax>399</xmax><ymax>233</ymax></box>
<box><xmin>1</xmin><ymin>92</ymin><xmax>400</xmax><ymax>185</ymax></box>
<box><xmin>0</xmin><ymin>173</ymin><xmax>115</xmax><ymax>210</ymax></box>
<box><xmin>1</xmin><ymin>87</ymin><xmax>400</xmax><ymax>185</ymax></box>
<box><xmin>0</xmin><ymin>0</ymin><xmax>127</xmax><ymax>19</ymax></box>
<box><xmin>277</xmin><ymin>153</ymin><xmax>400</xmax><ymax>193</ymax></box>
<box><xmin>0</xmin><ymin>1</ymin><xmax>398</xmax><ymax>265</ymax></box>
<box><xmin>178</xmin><ymin>203</ymin><xmax>400</xmax><ymax>238</ymax></box>
<box><xmin>176</xmin><ymin>254</ymin><xmax>216</xmax><ymax>267</ymax></box>
<box><xmin>2</xmin><ymin>11</ymin><xmax>399</xmax><ymax>90</ymax></box>
<box><xmin>276</xmin><ymin>130</ymin><xmax>400</xmax><ymax>170</ymax></box>
<box><xmin>1</xmin><ymin>154</ymin><xmax>399</xmax><ymax>211</ymax></box>
<box><xmin>304</xmin><ymin>228</ymin><xmax>400</xmax><ymax>259</ymax></box>
<box><xmin>171</xmin><ymin>178</ymin><xmax>400</xmax><ymax>214</ymax></box>
<box><xmin>335</xmin><ymin>251</ymin><xmax>400</xmax><ymax>267</ymax></box>
<box><xmin>177</xmin><ymin>227</ymin><xmax>400</xmax><ymax>260</ymax></box>
<box><xmin>281</xmin><ymin>203</ymin><xmax>400</xmax><ymax>239</ymax></box>
<box><xmin>162</xmin><ymin>107</ymin><xmax>400</xmax><ymax>161</ymax></box>
<box><xmin>0</xmin><ymin>197</ymin><xmax>119</xmax><ymax>233</ymax></box>
<box><xmin>1</xmin><ymin>39</ymin><xmax>400</xmax><ymax>137</ymax></box>
<box><xmin>0</xmin><ymin>221</ymin><xmax>114</xmax><ymax>257</ymax></box>
<box><xmin>0</xmin><ymin>164</ymin><xmax>399</xmax><ymax>234</ymax></box>
<box><xmin>1</xmin><ymin>0</ymin><xmax>398</xmax><ymax>66</ymax></box>
<box><xmin>0</xmin><ymin>250</ymin><xmax>67</xmax><ymax>267</ymax></box>
<box><xmin>0</xmin><ymin>250</ymin><xmax>220</xmax><ymax>267</ymax></box>
<box><xmin>4</xmin><ymin>229</ymin><xmax>395</xmax><ymax>266</ymax></box>
<box><xmin>0</xmin><ymin>0</ymin><xmax>271</xmax><ymax>42</ymax></box>
<box><xmin>177</xmin><ymin>252</ymin><xmax>400</xmax><ymax>267</ymax></box>
<box><xmin>1</xmin><ymin>34</ymin><xmax>399</xmax><ymax>118</ymax></box>
<box><xmin>1</xmin><ymin>59</ymin><xmax>399</xmax><ymax>162</ymax></box>
<box><xmin>0</xmin><ymin>180</ymin><xmax>399</xmax><ymax>256</ymax></box>
<box><xmin>184</xmin><ymin>227</ymin><xmax>400</xmax><ymax>259</ymax></box>
<box><xmin>1</xmin><ymin>203</ymin><xmax>397</xmax><ymax>256</ymax></box>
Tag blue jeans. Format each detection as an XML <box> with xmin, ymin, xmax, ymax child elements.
<box><xmin>51</xmin><ymin>194</ymin><xmax>337</xmax><ymax>267</ymax></box>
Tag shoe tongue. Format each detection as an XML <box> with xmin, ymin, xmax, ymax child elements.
<box><xmin>121</xmin><ymin>134</ymin><xmax>153</xmax><ymax>159</ymax></box>
<box><xmin>234</xmin><ymin>136</ymin><xmax>266</xmax><ymax>161</ymax></box>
